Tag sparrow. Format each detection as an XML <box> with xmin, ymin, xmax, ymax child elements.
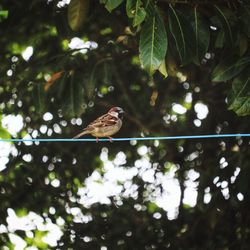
<box><xmin>73</xmin><ymin>107</ymin><xmax>124</xmax><ymax>142</ymax></box>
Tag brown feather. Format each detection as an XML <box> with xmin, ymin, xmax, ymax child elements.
<box><xmin>87</xmin><ymin>114</ymin><xmax>117</xmax><ymax>128</ymax></box>
<box><xmin>73</xmin><ymin>130</ymin><xmax>90</xmax><ymax>139</ymax></box>
<box><xmin>73</xmin><ymin>107</ymin><xmax>123</xmax><ymax>138</ymax></box>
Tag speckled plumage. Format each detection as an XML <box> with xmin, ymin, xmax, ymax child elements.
<box><xmin>73</xmin><ymin>107</ymin><xmax>124</xmax><ymax>140</ymax></box>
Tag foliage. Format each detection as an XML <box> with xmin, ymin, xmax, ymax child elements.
<box><xmin>1</xmin><ymin>0</ymin><xmax>250</xmax><ymax>249</ymax></box>
<box><xmin>0</xmin><ymin>10</ymin><xmax>8</xmax><ymax>21</ymax></box>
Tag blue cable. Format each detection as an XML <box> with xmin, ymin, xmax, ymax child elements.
<box><xmin>0</xmin><ymin>133</ymin><xmax>249</xmax><ymax>142</ymax></box>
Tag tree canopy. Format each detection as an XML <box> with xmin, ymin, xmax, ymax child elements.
<box><xmin>1</xmin><ymin>0</ymin><xmax>250</xmax><ymax>249</ymax></box>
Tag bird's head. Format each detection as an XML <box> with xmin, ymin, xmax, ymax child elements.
<box><xmin>108</xmin><ymin>107</ymin><xmax>125</xmax><ymax>119</ymax></box>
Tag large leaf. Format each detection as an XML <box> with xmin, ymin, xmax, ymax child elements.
<box><xmin>168</xmin><ymin>6</ymin><xmax>194</xmax><ymax>65</ymax></box>
<box><xmin>158</xmin><ymin>60</ymin><xmax>168</xmax><ymax>78</ymax></box>
<box><xmin>214</xmin><ymin>6</ymin><xmax>234</xmax><ymax>46</ymax></box>
<box><xmin>102</xmin><ymin>0</ymin><xmax>124</xmax><ymax>12</ymax></box>
<box><xmin>212</xmin><ymin>57</ymin><xmax>250</xmax><ymax>82</ymax></box>
<box><xmin>215</xmin><ymin>30</ymin><xmax>225</xmax><ymax>49</ymax></box>
<box><xmin>238</xmin><ymin>34</ymin><xmax>248</xmax><ymax>56</ymax></box>
<box><xmin>68</xmin><ymin>0</ymin><xmax>89</xmax><ymax>31</ymax></box>
<box><xmin>56</xmin><ymin>73</ymin><xmax>69</xmax><ymax>99</ymax></box>
<box><xmin>228</xmin><ymin>71</ymin><xmax>250</xmax><ymax>116</ymax></box>
<box><xmin>85</xmin><ymin>64</ymin><xmax>98</xmax><ymax>100</ymax></box>
<box><xmin>85</xmin><ymin>59</ymin><xmax>113</xmax><ymax>99</ymax></box>
<box><xmin>102</xmin><ymin>61</ymin><xmax>113</xmax><ymax>84</ymax></box>
<box><xmin>168</xmin><ymin>6</ymin><xmax>185</xmax><ymax>63</ymax></box>
<box><xmin>240</xmin><ymin>5</ymin><xmax>250</xmax><ymax>38</ymax></box>
<box><xmin>33</xmin><ymin>83</ymin><xmax>46</xmax><ymax>114</ymax></box>
<box><xmin>63</xmin><ymin>71</ymin><xmax>85</xmax><ymax>117</ymax></box>
<box><xmin>139</xmin><ymin>6</ymin><xmax>167</xmax><ymax>75</ymax></box>
<box><xmin>192</xmin><ymin>6</ymin><xmax>210</xmax><ymax>64</ymax></box>
<box><xmin>126</xmin><ymin>0</ymin><xmax>146</xmax><ymax>27</ymax></box>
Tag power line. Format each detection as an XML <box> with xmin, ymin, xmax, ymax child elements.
<box><xmin>0</xmin><ymin>133</ymin><xmax>249</xmax><ymax>142</ymax></box>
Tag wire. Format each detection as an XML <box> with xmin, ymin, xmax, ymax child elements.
<box><xmin>0</xmin><ymin>133</ymin><xmax>250</xmax><ymax>142</ymax></box>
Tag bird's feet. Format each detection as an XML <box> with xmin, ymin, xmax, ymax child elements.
<box><xmin>96</xmin><ymin>137</ymin><xmax>99</xmax><ymax>143</ymax></box>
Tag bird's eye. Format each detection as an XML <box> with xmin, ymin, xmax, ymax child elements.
<box><xmin>118</xmin><ymin>113</ymin><xmax>124</xmax><ymax>119</ymax></box>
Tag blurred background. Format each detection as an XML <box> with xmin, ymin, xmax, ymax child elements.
<box><xmin>1</xmin><ymin>0</ymin><xmax>250</xmax><ymax>249</ymax></box>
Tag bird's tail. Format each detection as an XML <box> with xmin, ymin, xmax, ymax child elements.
<box><xmin>73</xmin><ymin>130</ymin><xmax>89</xmax><ymax>139</ymax></box>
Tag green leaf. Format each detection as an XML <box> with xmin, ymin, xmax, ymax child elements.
<box><xmin>192</xmin><ymin>6</ymin><xmax>210</xmax><ymax>64</ymax></box>
<box><xmin>63</xmin><ymin>72</ymin><xmax>85</xmax><ymax>117</ymax></box>
<box><xmin>16</xmin><ymin>208</ymin><xmax>28</xmax><ymax>217</ymax></box>
<box><xmin>240</xmin><ymin>5</ymin><xmax>250</xmax><ymax>38</ymax></box>
<box><xmin>147</xmin><ymin>202</ymin><xmax>159</xmax><ymax>213</ymax></box>
<box><xmin>158</xmin><ymin>60</ymin><xmax>168</xmax><ymax>78</ymax></box>
<box><xmin>168</xmin><ymin>6</ymin><xmax>186</xmax><ymax>64</ymax></box>
<box><xmin>57</xmin><ymin>73</ymin><xmax>68</xmax><ymax>99</ymax></box>
<box><xmin>86</xmin><ymin>59</ymin><xmax>113</xmax><ymax>99</ymax></box>
<box><xmin>0</xmin><ymin>10</ymin><xmax>8</xmax><ymax>21</ymax></box>
<box><xmin>126</xmin><ymin>0</ymin><xmax>136</xmax><ymax>18</ymax></box>
<box><xmin>26</xmin><ymin>230</ymin><xmax>48</xmax><ymax>248</ymax></box>
<box><xmin>101</xmin><ymin>60</ymin><xmax>113</xmax><ymax>84</ymax></box>
<box><xmin>238</xmin><ymin>35</ymin><xmax>248</xmax><ymax>56</ymax></box>
<box><xmin>168</xmin><ymin>6</ymin><xmax>194</xmax><ymax>65</ymax></box>
<box><xmin>215</xmin><ymin>30</ymin><xmax>225</xmax><ymax>49</ymax></box>
<box><xmin>102</xmin><ymin>0</ymin><xmax>124</xmax><ymax>12</ymax></box>
<box><xmin>212</xmin><ymin>57</ymin><xmax>250</xmax><ymax>82</ymax></box>
<box><xmin>0</xmin><ymin>115</ymin><xmax>11</xmax><ymax>139</ymax></box>
<box><xmin>86</xmin><ymin>65</ymin><xmax>97</xmax><ymax>100</ymax></box>
<box><xmin>214</xmin><ymin>6</ymin><xmax>234</xmax><ymax>46</ymax></box>
<box><xmin>139</xmin><ymin>6</ymin><xmax>167</xmax><ymax>75</ymax></box>
<box><xmin>33</xmin><ymin>83</ymin><xmax>46</xmax><ymax>114</ymax></box>
<box><xmin>0</xmin><ymin>126</ymin><xmax>11</xmax><ymax>139</ymax></box>
<box><xmin>68</xmin><ymin>0</ymin><xmax>89</xmax><ymax>31</ymax></box>
<box><xmin>126</xmin><ymin>0</ymin><xmax>146</xmax><ymax>27</ymax></box>
<box><xmin>228</xmin><ymin>72</ymin><xmax>250</xmax><ymax>116</ymax></box>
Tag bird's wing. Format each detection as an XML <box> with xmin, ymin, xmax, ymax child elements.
<box><xmin>87</xmin><ymin>113</ymin><xmax>117</xmax><ymax>129</ymax></box>
<box><xmin>73</xmin><ymin>113</ymin><xmax>118</xmax><ymax>138</ymax></box>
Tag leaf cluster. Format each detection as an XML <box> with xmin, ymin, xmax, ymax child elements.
<box><xmin>1</xmin><ymin>0</ymin><xmax>250</xmax><ymax>249</ymax></box>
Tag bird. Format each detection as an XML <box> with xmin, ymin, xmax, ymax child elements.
<box><xmin>73</xmin><ymin>107</ymin><xmax>124</xmax><ymax>142</ymax></box>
